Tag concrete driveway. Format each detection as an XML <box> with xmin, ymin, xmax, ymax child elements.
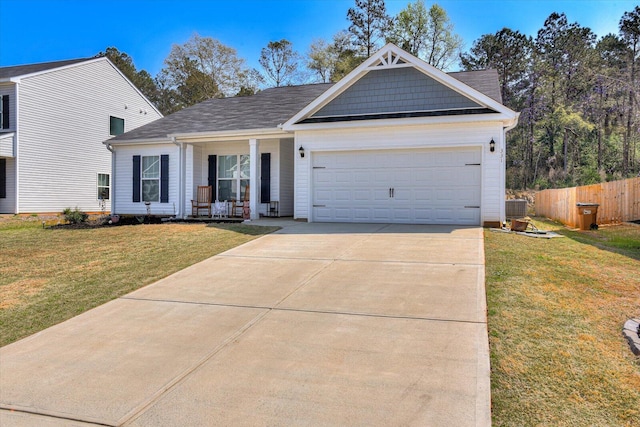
<box><xmin>0</xmin><ymin>222</ymin><xmax>490</xmax><ymax>427</ymax></box>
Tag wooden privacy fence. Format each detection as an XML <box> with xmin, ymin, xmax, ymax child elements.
<box><xmin>535</xmin><ymin>177</ymin><xmax>640</xmax><ymax>227</ymax></box>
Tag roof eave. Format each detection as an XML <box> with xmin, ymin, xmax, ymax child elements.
<box><xmin>169</xmin><ymin>127</ymin><xmax>292</xmax><ymax>143</ymax></box>
<box><xmin>104</xmin><ymin>136</ymin><xmax>173</xmax><ymax>146</ymax></box>
<box><xmin>286</xmin><ymin>112</ymin><xmax>518</xmax><ymax>132</ymax></box>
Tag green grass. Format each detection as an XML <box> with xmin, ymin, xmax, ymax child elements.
<box><xmin>0</xmin><ymin>217</ymin><xmax>278</xmax><ymax>346</ymax></box>
<box><xmin>485</xmin><ymin>219</ymin><xmax>640</xmax><ymax>427</ymax></box>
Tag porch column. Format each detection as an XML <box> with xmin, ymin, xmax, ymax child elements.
<box><xmin>249</xmin><ymin>138</ymin><xmax>259</xmax><ymax>220</ymax></box>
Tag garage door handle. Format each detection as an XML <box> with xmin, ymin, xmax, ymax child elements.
<box><xmin>313</xmin><ymin>204</ymin><xmax>326</xmax><ymax>208</ymax></box>
<box><xmin>464</xmin><ymin>206</ymin><xmax>480</xmax><ymax>209</ymax></box>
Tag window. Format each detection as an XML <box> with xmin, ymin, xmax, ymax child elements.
<box><xmin>109</xmin><ymin>116</ymin><xmax>124</xmax><ymax>136</ymax></box>
<box><xmin>1</xmin><ymin>95</ymin><xmax>9</xmax><ymax>130</ymax></box>
<box><xmin>141</xmin><ymin>156</ymin><xmax>160</xmax><ymax>202</ymax></box>
<box><xmin>217</xmin><ymin>154</ymin><xmax>249</xmax><ymax>201</ymax></box>
<box><xmin>97</xmin><ymin>173</ymin><xmax>110</xmax><ymax>200</ymax></box>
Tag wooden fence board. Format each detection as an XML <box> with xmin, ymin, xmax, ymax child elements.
<box><xmin>535</xmin><ymin>177</ymin><xmax>640</xmax><ymax>227</ymax></box>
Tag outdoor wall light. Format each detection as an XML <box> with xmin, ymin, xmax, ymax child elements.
<box><xmin>489</xmin><ymin>138</ymin><xmax>496</xmax><ymax>152</ymax></box>
<box><xmin>299</xmin><ymin>146</ymin><xmax>305</xmax><ymax>158</ymax></box>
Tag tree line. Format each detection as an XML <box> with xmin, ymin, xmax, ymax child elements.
<box><xmin>98</xmin><ymin>0</ymin><xmax>640</xmax><ymax>189</ymax></box>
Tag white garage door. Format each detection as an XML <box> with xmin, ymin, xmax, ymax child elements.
<box><xmin>312</xmin><ymin>147</ymin><xmax>481</xmax><ymax>225</ymax></box>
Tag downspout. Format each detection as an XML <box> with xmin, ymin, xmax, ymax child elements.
<box><xmin>106</xmin><ymin>143</ymin><xmax>115</xmax><ymax>215</ymax></box>
<box><xmin>171</xmin><ymin>137</ymin><xmax>183</xmax><ymax>218</ymax></box>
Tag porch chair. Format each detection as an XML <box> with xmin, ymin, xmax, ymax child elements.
<box><xmin>191</xmin><ymin>185</ymin><xmax>212</xmax><ymax>217</ymax></box>
<box><xmin>231</xmin><ymin>185</ymin><xmax>250</xmax><ymax>218</ymax></box>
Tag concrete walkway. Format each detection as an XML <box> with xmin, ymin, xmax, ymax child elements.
<box><xmin>0</xmin><ymin>221</ymin><xmax>490</xmax><ymax>426</ymax></box>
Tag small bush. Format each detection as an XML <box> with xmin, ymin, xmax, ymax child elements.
<box><xmin>63</xmin><ymin>207</ymin><xmax>88</xmax><ymax>224</ymax></box>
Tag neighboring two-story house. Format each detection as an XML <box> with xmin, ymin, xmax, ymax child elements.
<box><xmin>0</xmin><ymin>57</ymin><xmax>162</xmax><ymax>214</ymax></box>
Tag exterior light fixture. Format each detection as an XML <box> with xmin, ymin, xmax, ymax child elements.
<box><xmin>489</xmin><ymin>138</ymin><xmax>496</xmax><ymax>152</ymax></box>
<box><xmin>299</xmin><ymin>146</ymin><xmax>305</xmax><ymax>158</ymax></box>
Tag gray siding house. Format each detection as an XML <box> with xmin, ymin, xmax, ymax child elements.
<box><xmin>0</xmin><ymin>57</ymin><xmax>162</xmax><ymax>214</ymax></box>
<box><xmin>107</xmin><ymin>44</ymin><xmax>519</xmax><ymax>226</ymax></box>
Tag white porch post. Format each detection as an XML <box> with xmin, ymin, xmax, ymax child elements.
<box><xmin>249</xmin><ymin>138</ymin><xmax>259</xmax><ymax>220</ymax></box>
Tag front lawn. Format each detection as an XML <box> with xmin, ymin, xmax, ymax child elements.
<box><xmin>0</xmin><ymin>217</ymin><xmax>278</xmax><ymax>347</ymax></box>
<box><xmin>485</xmin><ymin>219</ymin><xmax>640</xmax><ymax>426</ymax></box>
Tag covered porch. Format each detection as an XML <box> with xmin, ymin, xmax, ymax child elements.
<box><xmin>175</xmin><ymin>130</ymin><xmax>295</xmax><ymax>220</ymax></box>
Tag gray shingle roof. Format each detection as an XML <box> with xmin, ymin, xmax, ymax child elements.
<box><xmin>110</xmin><ymin>68</ymin><xmax>503</xmax><ymax>143</ymax></box>
<box><xmin>0</xmin><ymin>58</ymin><xmax>94</xmax><ymax>80</ymax></box>
<box><xmin>450</xmin><ymin>69</ymin><xmax>502</xmax><ymax>103</ymax></box>
<box><xmin>111</xmin><ymin>83</ymin><xmax>334</xmax><ymax>141</ymax></box>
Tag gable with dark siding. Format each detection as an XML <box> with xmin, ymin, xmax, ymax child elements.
<box><xmin>311</xmin><ymin>67</ymin><xmax>483</xmax><ymax>118</ymax></box>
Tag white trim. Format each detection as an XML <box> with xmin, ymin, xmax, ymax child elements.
<box><xmin>170</xmin><ymin>127</ymin><xmax>291</xmax><ymax>142</ymax></box>
<box><xmin>14</xmin><ymin>82</ymin><xmax>19</xmax><ymax>214</ymax></box>
<box><xmin>96</xmin><ymin>172</ymin><xmax>110</xmax><ymax>201</ymax></box>
<box><xmin>249</xmin><ymin>139</ymin><xmax>259</xmax><ymax>220</ymax></box>
<box><xmin>287</xmin><ymin>113</ymin><xmax>516</xmax><ymax>132</ymax></box>
<box><xmin>106</xmin><ymin>137</ymin><xmax>174</xmax><ymax>146</ymax></box>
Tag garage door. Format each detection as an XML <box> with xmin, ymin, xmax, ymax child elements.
<box><xmin>312</xmin><ymin>147</ymin><xmax>481</xmax><ymax>225</ymax></box>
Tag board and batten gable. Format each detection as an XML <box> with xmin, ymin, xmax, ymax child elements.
<box><xmin>14</xmin><ymin>58</ymin><xmax>161</xmax><ymax>213</ymax></box>
<box><xmin>293</xmin><ymin>121</ymin><xmax>505</xmax><ymax>223</ymax></box>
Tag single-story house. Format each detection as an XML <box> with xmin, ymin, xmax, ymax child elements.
<box><xmin>0</xmin><ymin>57</ymin><xmax>162</xmax><ymax>214</ymax></box>
<box><xmin>106</xmin><ymin>44</ymin><xmax>519</xmax><ymax>226</ymax></box>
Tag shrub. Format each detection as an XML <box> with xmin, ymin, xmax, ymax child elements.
<box><xmin>62</xmin><ymin>207</ymin><xmax>88</xmax><ymax>224</ymax></box>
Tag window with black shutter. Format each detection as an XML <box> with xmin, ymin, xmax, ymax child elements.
<box><xmin>1</xmin><ymin>95</ymin><xmax>9</xmax><ymax>130</ymax></box>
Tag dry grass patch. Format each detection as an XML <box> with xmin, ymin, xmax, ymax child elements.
<box><xmin>0</xmin><ymin>218</ymin><xmax>278</xmax><ymax>346</ymax></box>
<box><xmin>485</xmin><ymin>219</ymin><xmax>640</xmax><ymax>426</ymax></box>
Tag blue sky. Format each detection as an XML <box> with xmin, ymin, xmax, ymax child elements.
<box><xmin>0</xmin><ymin>0</ymin><xmax>636</xmax><ymax>75</ymax></box>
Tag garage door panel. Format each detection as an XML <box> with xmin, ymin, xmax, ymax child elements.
<box><xmin>414</xmin><ymin>189</ymin><xmax>434</xmax><ymax>202</ymax></box>
<box><xmin>312</xmin><ymin>148</ymin><xmax>481</xmax><ymax>225</ymax></box>
<box><xmin>314</xmin><ymin>189</ymin><xmax>333</xmax><ymax>204</ymax></box>
<box><xmin>457</xmin><ymin>208</ymin><xmax>480</xmax><ymax>223</ymax></box>
<box><xmin>414</xmin><ymin>208</ymin><xmax>434</xmax><ymax>221</ymax></box>
<box><xmin>334</xmin><ymin>208</ymin><xmax>351</xmax><ymax>220</ymax></box>
<box><xmin>373</xmin><ymin>189</ymin><xmax>391</xmax><ymax>201</ymax></box>
<box><xmin>353</xmin><ymin>189</ymin><xmax>372</xmax><ymax>201</ymax></box>
<box><xmin>335</xmin><ymin>171</ymin><xmax>352</xmax><ymax>184</ymax></box>
<box><xmin>354</xmin><ymin>171</ymin><xmax>372</xmax><ymax>183</ymax></box>
<box><xmin>334</xmin><ymin>190</ymin><xmax>352</xmax><ymax>201</ymax></box>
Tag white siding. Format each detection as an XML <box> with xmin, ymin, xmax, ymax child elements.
<box><xmin>16</xmin><ymin>59</ymin><xmax>161</xmax><ymax>213</ymax></box>
<box><xmin>279</xmin><ymin>138</ymin><xmax>294</xmax><ymax>216</ymax></box>
<box><xmin>113</xmin><ymin>144</ymin><xmax>179</xmax><ymax>216</ymax></box>
<box><xmin>0</xmin><ymin>157</ymin><xmax>16</xmax><ymax>213</ymax></box>
<box><xmin>294</xmin><ymin>121</ymin><xmax>504</xmax><ymax>224</ymax></box>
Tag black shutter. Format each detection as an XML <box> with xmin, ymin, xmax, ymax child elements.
<box><xmin>2</xmin><ymin>95</ymin><xmax>9</xmax><ymax>129</ymax></box>
<box><xmin>132</xmin><ymin>155</ymin><xmax>141</xmax><ymax>202</ymax></box>
<box><xmin>208</xmin><ymin>155</ymin><xmax>217</xmax><ymax>200</ymax></box>
<box><xmin>260</xmin><ymin>153</ymin><xmax>271</xmax><ymax>203</ymax></box>
<box><xmin>160</xmin><ymin>154</ymin><xmax>169</xmax><ymax>203</ymax></box>
<box><xmin>0</xmin><ymin>158</ymin><xmax>6</xmax><ymax>199</ymax></box>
